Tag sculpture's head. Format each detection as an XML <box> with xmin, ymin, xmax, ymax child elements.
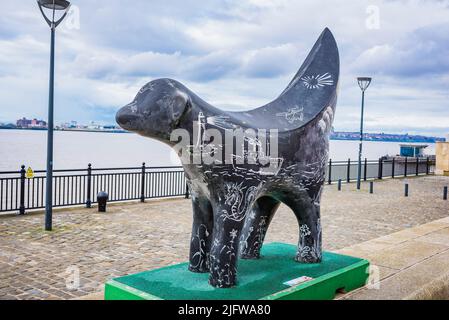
<box><xmin>116</xmin><ymin>78</ymin><xmax>190</xmax><ymax>142</ymax></box>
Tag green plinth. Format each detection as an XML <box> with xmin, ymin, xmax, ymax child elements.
<box><xmin>105</xmin><ymin>242</ymin><xmax>369</xmax><ymax>300</ymax></box>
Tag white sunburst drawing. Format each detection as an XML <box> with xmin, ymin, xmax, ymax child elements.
<box><xmin>301</xmin><ymin>73</ymin><xmax>334</xmax><ymax>89</ymax></box>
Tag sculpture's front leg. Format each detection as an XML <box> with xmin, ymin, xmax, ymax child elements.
<box><xmin>188</xmin><ymin>197</ymin><xmax>213</xmax><ymax>273</ymax></box>
<box><xmin>208</xmin><ymin>208</ymin><xmax>243</xmax><ymax>288</ymax></box>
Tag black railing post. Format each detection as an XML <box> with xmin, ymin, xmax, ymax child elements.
<box><xmin>19</xmin><ymin>165</ymin><xmax>26</xmax><ymax>215</ymax></box>
<box><xmin>426</xmin><ymin>157</ymin><xmax>430</xmax><ymax>175</ymax></box>
<box><xmin>404</xmin><ymin>157</ymin><xmax>408</xmax><ymax>177</ymax></box>
<box><xmin>338</xmin><ymin>179</ymin><xmax>342</xmax><ymax>191</ymax></box>
<box><xmin>140</xmin><ymin>162</ymin><xmax>146</xmax><ymax>202</ymax></box>
<box><xmin>328</xmin><ymin>159</ymin><xmax>332</xmax><ymax>185</ymax></box>
<box><xmin>86</xmin><ymin>163</ymin><xmax>92</xmax><ymax>208</ymax></box>
<box><xmin>415</xmin><ymin>157</ymin><xmax>419</xmax><ymax>176</ymax></box>
<box><xmin>370</xmin><ymin>181</ymin><xmax>374</xmax><ymax>194</ymax></box>
<box><xmin>404</xmin><ymin>183</ymin><xmax>409</xmax><ymax>197</ymax></box>
<box><xmin>185</xmin><ymin>183</ymin><xmax>190</xmax><ymax>199</ymax></box>
<box><xmin>444</xmin><ymin>186</ymin><xmax>448</xmax><ymax>200</ymax></box>
<box><xmin>377</xmin><ymin>158</ymin><xmax>383</xmax><ymax>179</ymax></box>
<box><xmin>363</xmin><ymin>158</ymin><xmax>367</xmax><ymax>181</ymax></box>
<box><xmin>392</xmin><ymin>157</ymin><xmax>395</xmax><ymax>178</ymax></box>
<box><xmin>347</xmin><ymin>158</ymin><xmax>351</xmax><ymax>183</ymax></box>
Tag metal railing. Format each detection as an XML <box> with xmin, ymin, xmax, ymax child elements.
<box><xmin>0</xmin><ymin>157</ymin><xmax>435</xmax><ymax>214</ymax></box>
<box><xmin>326</xmin><ymin>157</ymin><xmax>434</xmax><ymax>185</ymax></box>
<box><xmin>0</xmin><ymin>163</ymin><xmax>187</xmax><ymax>214</ymax></box>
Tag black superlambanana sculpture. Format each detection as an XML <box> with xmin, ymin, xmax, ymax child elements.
<box><xmin>116</xmin><ymin>28</ymin><xmax>339</xmax><ymax>288</ymax></box>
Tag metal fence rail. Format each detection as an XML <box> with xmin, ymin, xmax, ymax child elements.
<box><xmin>0</xmin><ymin>157</ymin><xmax>435</xmax><ymax>214</ymax></box>
<box><xmin>325</xmin><ymin>157</ymin><xmax>433</xmax><ymax>185</ymax></box>
<box><xmin>0</xmin><ymin>163</ymin><xmax>187</xmax><ymax>214</ymax></box>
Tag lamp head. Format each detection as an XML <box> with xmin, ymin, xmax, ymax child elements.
<box><xmin>38</xmin><ymin>0</ymin><xmax>70</xmax><ymax>10</ymax></box>
<box><xmin>357</xmin><ymin>77</ymin><xmax>372</xmax><ymax>92</ymax></box>
<box><xmin>37</xmin><ymin>0</ymin><xmax>71</xmax><ymax>28</ymax></box>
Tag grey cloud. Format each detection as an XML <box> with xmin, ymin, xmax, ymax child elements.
<box><xmin>352</xmin><ymin>23</ymin><xmax>449</xmax><ymax>78</ymax></box>
<box><xmin>69</xmin><ymin>50</ymin><xmax>239</xmax><ymax>81</ymax></box>
<box><xmin>75</xmin><ymin>0</ymin><xmax>240</xmax><ymax>55</ymax></box>
<box><xmin>118</xmin><ymin>51</ymin><xmax>183</xmax><ymax>78</ymax></box>
<box><xmin>241</xmin><ymin>44</ymin><xmax>299</xmax><ymax>78</ymax></box>
<box><xmin>183</xmin><ymin>51</ymin><xmax>241</xmax><ymax>81</ymax></box>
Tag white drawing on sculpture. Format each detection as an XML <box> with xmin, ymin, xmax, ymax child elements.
<box><xmin>301</xmin><ymin>73</ymin><xmax>333</xmax><ymax>89</ymax></box>
<box><xmin>189</xmin><ymin>224</ymin><xmax>209</xmax><ymax>271</ymax></box>
<box><xmin>221</xmin><ymin>182</ymin><xmax>259</xmax><ymax>222</ymax></box>
<box><xmin>276</xmin><ymin>106</ymin><xmax>304</xmax><ymax>124</ymax></box>
<box><xmin>297</xmin><ymin>219</ymin><xmax>322</xmax><ymax>262</ymax></box>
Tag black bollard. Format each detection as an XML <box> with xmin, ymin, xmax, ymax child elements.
<box><xmin>338</xmin><ymin>179</ymin><xmax>342</xmax><ymax>191</ymax></box>
<box><xmin>370</xmin><ymin>181</ymin><xmax>374</xmax><ymax>194</ymax></box>
<box><xmin>97</xmin><ymin>191</ymin><xmax>109</xmax><ymax>212</ymax></box>
<box><xmin>444</xmin><ymin>186</ymin><xmax>448</xmax><ymax>200</ymax></box>
<box><xmin>404</xmin><ymin>184</ymin><xmax>409</xmax><ymax>197</ymax></box>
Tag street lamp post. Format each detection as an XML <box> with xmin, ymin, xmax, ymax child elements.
<box><xmin>356</xmin><ymin>77</ymin><xmax>372</xmax><ymax>190</ymax></box>
<box><xmin>37</xmin><ymin>0</ymin><xmax>71</xmax><ymax>231</ymax></box>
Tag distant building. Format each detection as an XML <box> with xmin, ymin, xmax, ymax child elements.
<box><xmin>103</xmin><ymin>125</ymin><xmax>118</xmax><ymax>130</ymax></box>
<box><xmin>16</xmin><ymin>117</ymin><xmax>47</xmax><ymax>128</ymax></box>
<box><xmin>399</xmin><ymin>144</ymin><xmax>428</xmax><ymax>157</ymax></box>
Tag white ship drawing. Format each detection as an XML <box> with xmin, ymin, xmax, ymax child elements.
<box><xmin>186</xmin><ymin>112</ymin><xmax>284</xmax><ymax>176</ymax></box>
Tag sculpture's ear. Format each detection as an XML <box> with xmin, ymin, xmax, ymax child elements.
<box><xmin>171</xmin><ymin>90</ymin><xmax>191</xmax><ymax>128</ymax></box>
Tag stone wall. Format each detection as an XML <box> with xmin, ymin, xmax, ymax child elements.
<box><xmin>436</xmin><ymin>142</ymin><xmax>449</xmax><ymax>175</ymax></box>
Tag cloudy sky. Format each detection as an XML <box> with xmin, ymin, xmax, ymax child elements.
<box><xmin>1</xmin><ymin>0</ymin><xmax>449</xmax><ymax>136</ymax></box>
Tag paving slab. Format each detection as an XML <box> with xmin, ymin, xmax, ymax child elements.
<box><xmin>342</xmin><ymin>249</ymin><xmax>449</xmax><ymax>300</ymax></box>
<box><xmin>417</xmin><ymin>227</ymin><xmax>449</xmax><ymax>247</ymax></box>
<box><xmin>367</xmin><ymin>240</ymin><xmax>448</xmax><ymax>270</ymax></box>
<box><xmin>373</xmin><ymin>221</ymin><xmax>449</xmax><ymax>245</ymax></box>
<box><xmin>336</xmin><ymin>239</ymin><xmax>398</xmax><ymax>260</ymax></box>
<box><xmin>405</xmin><ymin>273</ymin><xmax>449</xmax><ymax>300</ymax></box>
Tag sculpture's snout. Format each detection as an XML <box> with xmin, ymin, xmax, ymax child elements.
<box><xmin>116</xmin><ymin>104</ymin><xmax>139</xmax><ymax>131</ymax></box>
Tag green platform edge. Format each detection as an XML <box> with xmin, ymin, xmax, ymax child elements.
<box><xmin>262</xmin><ymin>259</ymin><xmax>368</xmax><ymax>300</ymax></box>
<box><xmin>104</xmin><ymin>243</ymin><xmax>369</xmax><ymax>300</ymax></box>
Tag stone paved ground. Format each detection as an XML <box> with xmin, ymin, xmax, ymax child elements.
<box><xmin>0</xmin><ymin>175</ymin><xmax>448</xmax><ymax>300</ymax></box>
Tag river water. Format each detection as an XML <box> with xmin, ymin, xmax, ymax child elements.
<box><xmin>0</xmin><ymin>129</ymin><xmax>435</xmax><ymax>171</ymax></box>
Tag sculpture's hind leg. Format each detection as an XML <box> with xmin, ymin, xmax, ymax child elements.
<box><xmin>240</xmin><ymin>196</ymin><xmax>280</xmax><ymax>259</ymax></box>
<box><xmin>188</xmin><ymin>197</ymin><xmax>213</xmax><ymax>273</ymax></box>
<box><xmin>283</xmin><ymin>190</ymin><xmax>322</xmax><ymax>263</ymax></box>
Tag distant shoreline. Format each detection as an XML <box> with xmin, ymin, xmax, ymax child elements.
<box><xmin>0</xmin><ymin>127</ymin><xmax>444</xmax><ymax>143</ymax></box>
<box><xmin>0</xmin><ymin>127</ymin><xmax>128</xmax><ymax>134</ymax></box>
<box><xmin>330</xmin><ymin>137</ymin><xmax>440</xmax><ymax>144</ymax></box>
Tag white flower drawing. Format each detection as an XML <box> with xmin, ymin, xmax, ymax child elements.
<box><xmin>299</xmin><ymin>224</ymin><xmax>311</xmax><ymax>238</ymax></box>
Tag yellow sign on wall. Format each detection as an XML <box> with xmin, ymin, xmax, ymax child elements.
<box><xmin>26</xmin><ymin>167</ymin><xmax>34</xmax><ymax>179</ymax></box>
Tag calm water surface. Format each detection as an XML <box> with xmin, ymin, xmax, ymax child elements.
<box><xmin>0</xmin><ymin>129</ymin><xmax>435</xmax><ymax>171</ymax></box>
